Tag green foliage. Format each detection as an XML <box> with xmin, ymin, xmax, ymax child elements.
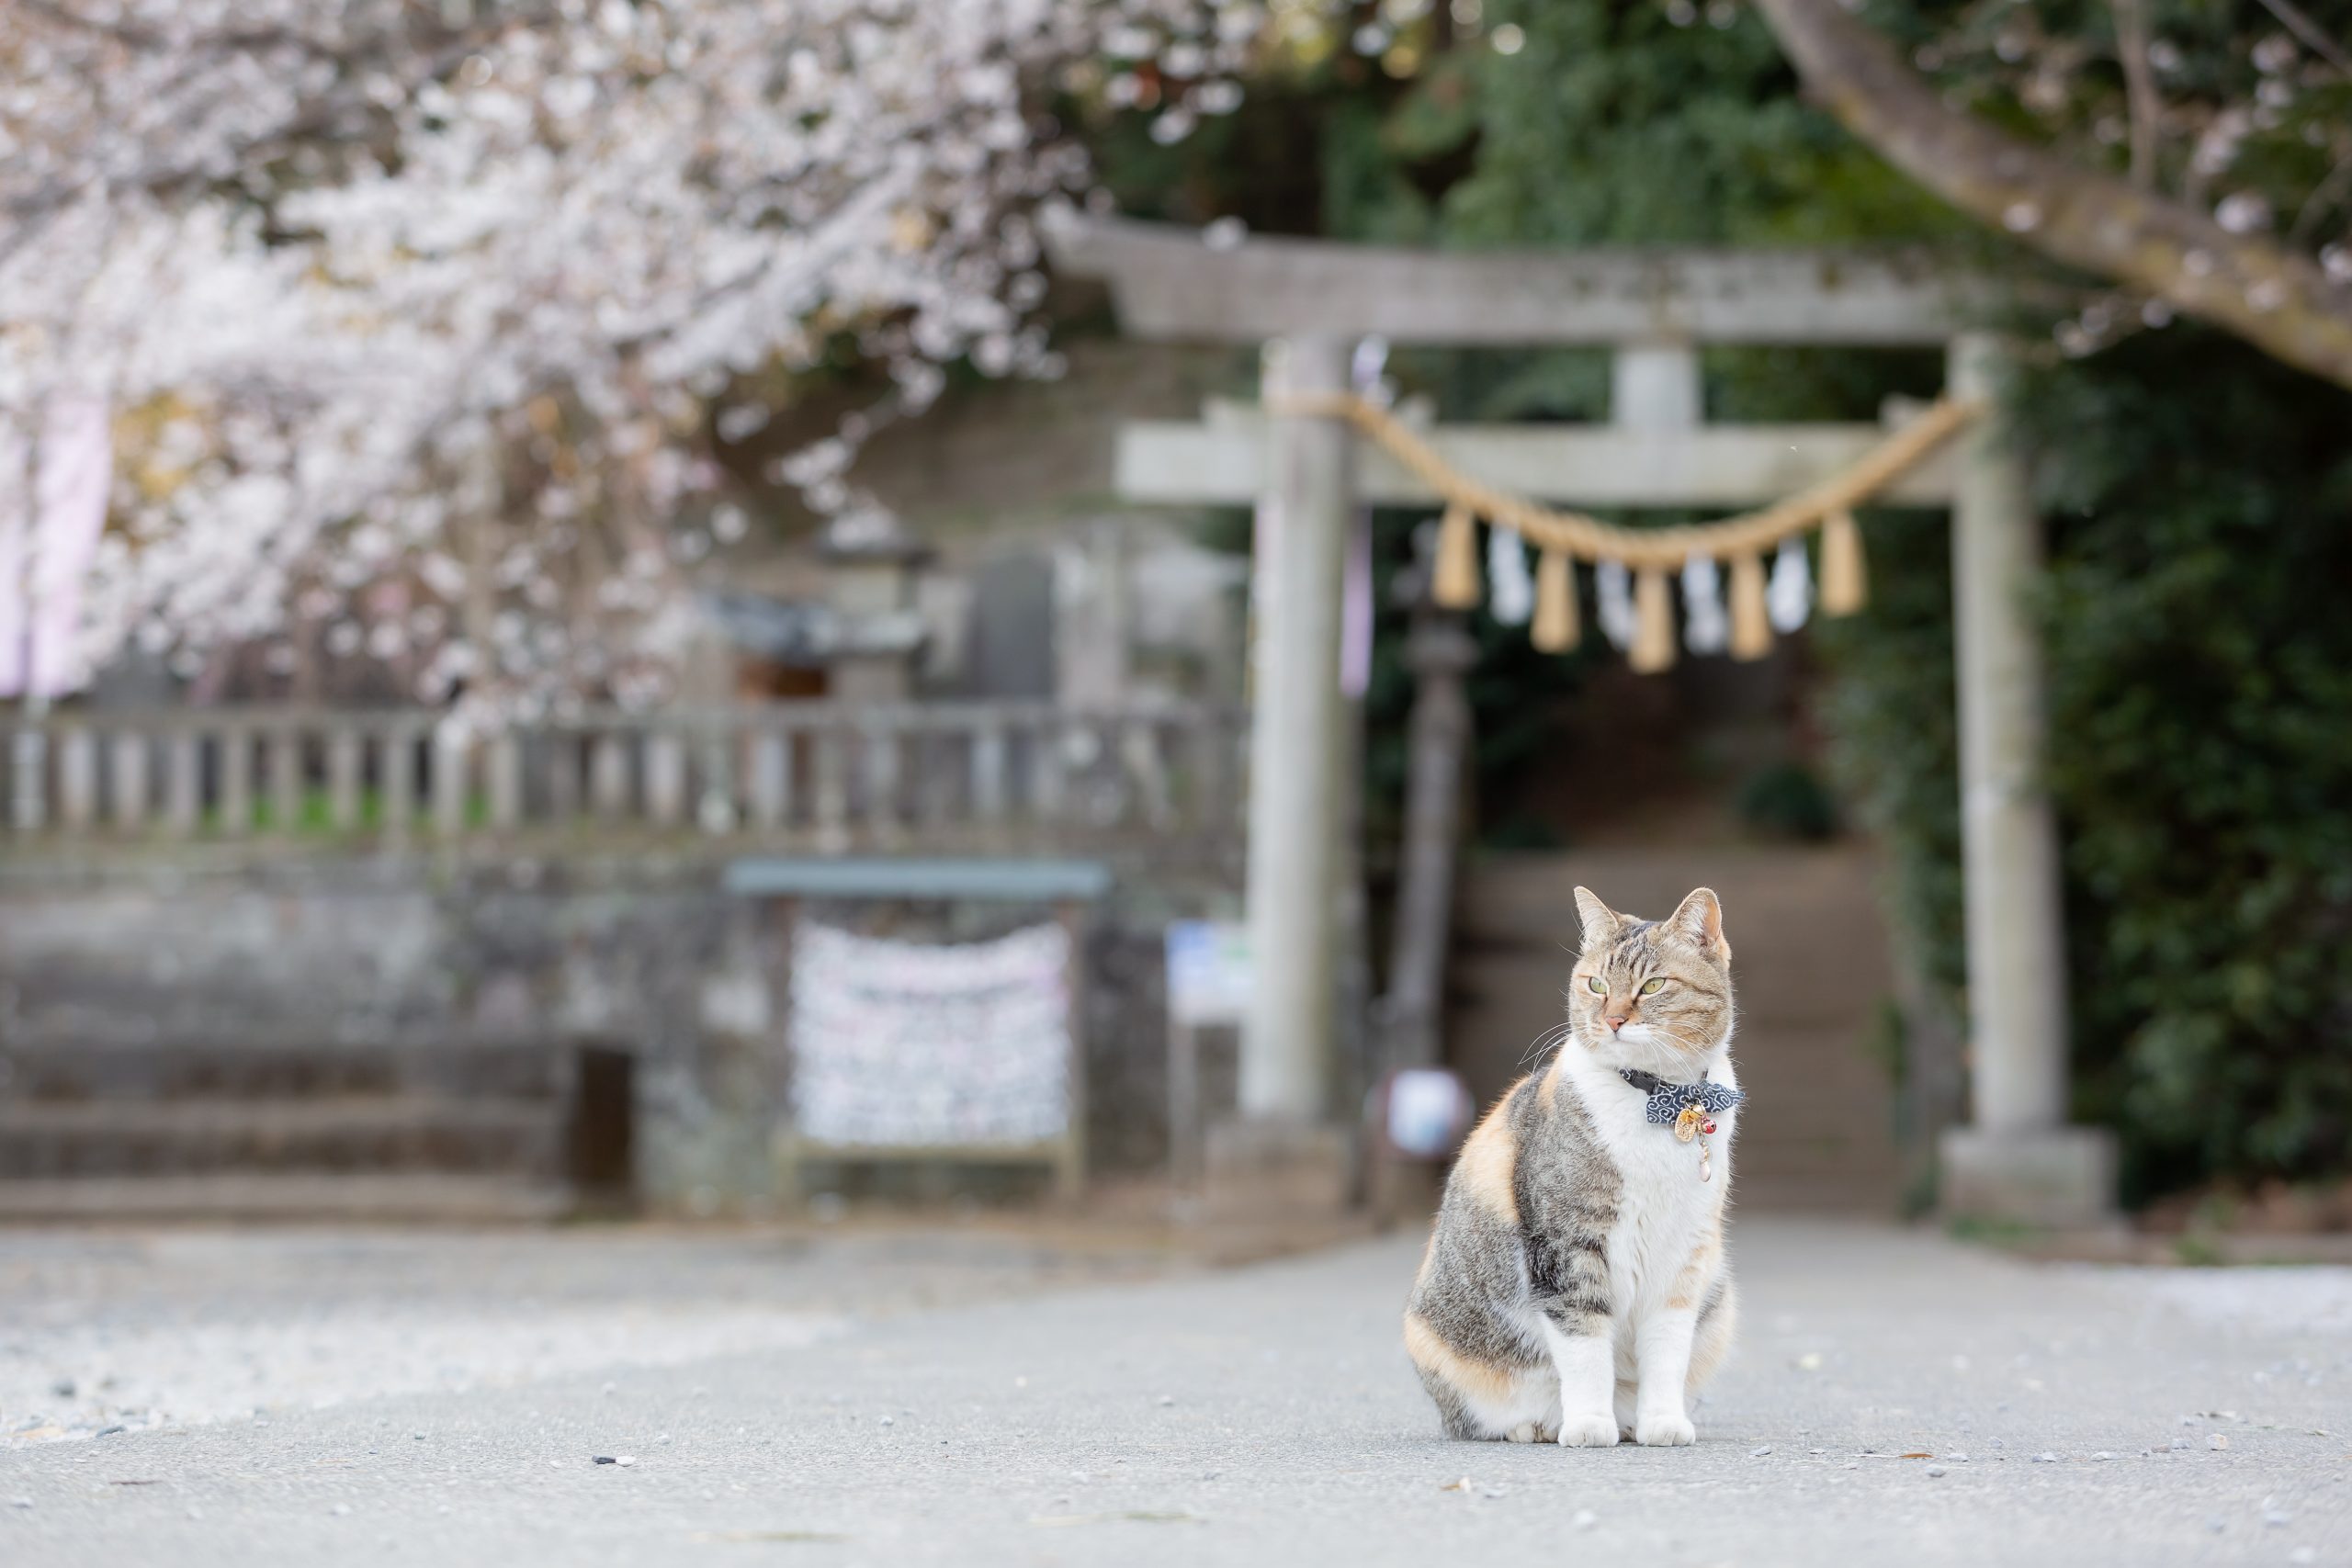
<box><xmin>1823</xmin><ymin>327</ymin><xmax>2352</xmax><ymax>1200</ymax></box>
<box><xmin>1428</xmin><ymin>0</ymin><xmax>1957</xmax><ymax>249</ymax></box>
<box><xmin>1815</xmin><ymin>510</ymin><xmax>1968</xmax><ymax>1006</ymax></box>
<box><xmin>1736</xmin><ymin>761</ymin><xmax>1840</xmax><ymax>842</ymax></box>
<box><xmin>2028</xmin><ymin>328</ymin><xmax>2352</xmax><ymax>1196</ymax></box>
<box><xmin>1359</xmin><ymin>509</ymin><xmax>1605</xmax><ymax>853</ymax></box>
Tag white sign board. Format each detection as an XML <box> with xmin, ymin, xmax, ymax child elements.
<box><xmin>789</xmin><ymin>921</ymin><xmax>1070</xmax><ymax>1147</ymax></box>
<box><xmin>1164</xmin><ymin>919</ymin><xmax>1252</xmax><ymax>1027</ymax></box>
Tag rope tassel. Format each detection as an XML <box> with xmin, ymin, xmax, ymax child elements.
<box><xmin>1432</xmin><ymin>502</ymin><xmax>1482</xmax><ymax>610</ymax></box>
<box><xmin>1728</xmin><ymin>551</ymin><xmax>1771</xmax><ymax>660</ymax></box>
<box><xmin>1819</xmin><ymin>507</ymin><xmax>1867</xmax><ymax>615</ymax></box>
<box><xmin>1630</xmin><ymin>565</ymin><xmax>1677</xmax><ymax>673</ymax></box>
<box><xmin>1532</xmin><ymin>548</ymin><xmax>1579</xmax><ymax>652</ymax></box>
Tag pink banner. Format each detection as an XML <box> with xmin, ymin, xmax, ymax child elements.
<box><xmin>0</xmin><ymin>420</ymin><xmax>24</xmax><ymax>697</ymax></box>
<box><xmin>0</xmin><ymin>397</ymin><xmax>111</xmax><ymax>699</ymax></box>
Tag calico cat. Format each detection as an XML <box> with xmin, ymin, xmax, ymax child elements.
<box><xmin>1405</xmin><ymin>886</ymin><xmax>1740</xmax><ymax>1447</ymax></box>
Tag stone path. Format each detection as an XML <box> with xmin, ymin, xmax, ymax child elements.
<box><xmin>1</xmin><ymin>1218</ymin><xmax>2346</xmax><ymax>1565</ymax></box>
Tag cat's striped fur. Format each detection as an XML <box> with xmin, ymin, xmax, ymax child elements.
<box><xmin>1405</xmin><ymin>886</ymin><xmax>1739</xmax><ymax>1447</ymax></box>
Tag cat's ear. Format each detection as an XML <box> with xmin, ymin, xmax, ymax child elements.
<box><xmin>1573</xmin><ymin>886</ymin><xmax>1624</xmax><ymax>950</ymax></box>
<box><xmin>1668</xmin><ymin>886</ymin><xmax>1731</xmax><ymax>960</ymax></box>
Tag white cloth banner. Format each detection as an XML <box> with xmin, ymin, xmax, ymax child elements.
<box><xmin>1595</xmin><ymin>558</ymin><xmax>1637</xmax><ymax>650</ymax></box>
<box><xmin>1769</xmin><ymin>536</ymin><xmax>1814</xmax><ymax>634</ymax></box>
<box><xmin>788</xmin><ymin>920</ymin><xmax>1071</xmax><ymax>1147</ymax></box>
<box><xmin>1680</xmin><ymin>554</ymin><xmax>1729</xmax><ymax>655</ymax></box>
<box><xmin>1486</xmin><ymin>527</ymin><xmax>1534</xmax><ymax>626</ymax></box>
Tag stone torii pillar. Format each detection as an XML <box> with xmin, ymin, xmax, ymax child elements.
<box><xmin>1938</xmin><ymin>333</ymin><xmax>2114</xmax><ymax>1225</ymax></box>
<box><xmin>1241</xmin><ymin>334</ymin><xmax>1353</xmax><ymax>1121</ymax></box>
<box><xmin>1206</xmin><ymin>334</ymin><xmax>1358</xmax><ymax>1215</ymax></box>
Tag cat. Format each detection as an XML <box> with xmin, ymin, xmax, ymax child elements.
<box><xmin>1404</xmin><ymin>885</ymin><xmax>1740</xmax><ymax>1447</ymax></box>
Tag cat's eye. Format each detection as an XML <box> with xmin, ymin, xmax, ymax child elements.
<box><xmin>1585</xmin><ymin>976</ymin><xmax>1606</xmax><ymax>995</ymax></box>
<box><xmin>1639</xmin><ymin>978</ymin><xmax>1666</xmax><ymax>996</ymax></box>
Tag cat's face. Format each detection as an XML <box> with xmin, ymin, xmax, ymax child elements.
<box><xmin>1567</xmin><ymin>886</ymin><xmax>1735</xmax><ymax>1073</ymax></box>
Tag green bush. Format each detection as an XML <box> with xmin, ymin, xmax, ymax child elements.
<box><xmin>1824</xmin><ymin>329</ymin><xmax>2352</xmax><ymax>1201</ymax></box>
<box><xmin>1736</xmin><ymin>761</ymin><xmax>1841</xmax><ymax>843</ymax></box>
<box><xmin>2030</xmin><ymin>331</ymin><xmax>2352</xmax><ymax>1198</ymax></box>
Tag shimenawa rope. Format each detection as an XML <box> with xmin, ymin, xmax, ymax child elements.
<box><xmin>1268</xmin><ymin>390</ymin><xmax>1983</xmax><ymax>671</ymax></box>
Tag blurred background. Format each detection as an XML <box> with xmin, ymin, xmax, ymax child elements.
<box><xmin>2</xmin><ymin>0</ymin><xmax>2348</xmax><ymax>1258</ymax></box>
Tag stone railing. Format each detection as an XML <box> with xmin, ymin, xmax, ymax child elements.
<box><xmin>0</xmin><ymin>701</ymin><xmax>1246</xmax><ymax>852</ymax></box>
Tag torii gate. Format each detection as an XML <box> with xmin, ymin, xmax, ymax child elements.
<box><xmin>1045</xmin><ymin>213</ymin><xmax>2112</xmax><ymax>1225</ymax></box>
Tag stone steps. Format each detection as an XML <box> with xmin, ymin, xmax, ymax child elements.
<box><xmin>0</xmin><ymin>1173</ymin><xmax>572</xmax><ymax>1224</ymax></box>
<box><xmin>0</xmin><ymin>1039</ymin><xmax>596</xmax><ymax>1219</ymax></box>
<box><xmin>0</xmin><ymin>1097</ymin><xmax>565</xmax><ymax>1179</ymax></box>
<box><xmin>0</xmin><ymin>1038</ymin><xmax>572</xmax><ymax>1102</ymax></box>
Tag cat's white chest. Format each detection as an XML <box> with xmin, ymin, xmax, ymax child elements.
<box><xmin>1557</xmin><ymin>1055</ymin><xmax>1736</xmax><ymax>1325</ymax></box>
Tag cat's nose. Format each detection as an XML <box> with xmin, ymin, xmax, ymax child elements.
<box><xmin>1606</xmin><ymin>1014</ymin><xmax>1627</xmax><ymax>1032</ymax></box>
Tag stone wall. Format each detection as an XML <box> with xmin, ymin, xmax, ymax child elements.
<box><xmin>0</xmin><ymin>848</ymin><xmax>1240</xmax><ymax>1212</ymax></box>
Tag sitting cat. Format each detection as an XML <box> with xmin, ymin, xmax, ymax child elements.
<box><xmin>1405</xmin><ymin>886</ymin><xmax>1741</xmax><ymax>1447</ymax></box>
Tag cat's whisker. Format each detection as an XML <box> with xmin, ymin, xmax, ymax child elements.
<box><xmin>1518</xmin><ymin>1021</ymin><xmax>1577</xmax><ymax>1067</ymax></box>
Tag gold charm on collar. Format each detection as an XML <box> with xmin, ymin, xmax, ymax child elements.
<box><xmin>1674</xmin><ymin>1103</ymin><xmax>1706</xmax><ymax>1143</ymax></box>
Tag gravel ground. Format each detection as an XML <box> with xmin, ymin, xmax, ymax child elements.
<box><xmin>1</xmin><ymin>1217</ymin><xmax>2346</xmax><ymax>1566</ymax></box>
<box><xmin>0</xmin><ymin>1222</ymin><xmax>1185</xmax><ymax>1448</ymax></box>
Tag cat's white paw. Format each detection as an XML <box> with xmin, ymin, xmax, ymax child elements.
<box><xmin>1634</xmin><ymin>1413</ymin><xmax>1697</xmax><ymax>1447</ymax></box>
<box><xmin>1555</xmin><ymin>1413</ymin><xmax>1621</xmax><ymax>1448</ymax></box>
<box><xmin>1503</xmin><ymin>1422</ymin><xmax>1552</xmax><ymax>1444</ymax></box>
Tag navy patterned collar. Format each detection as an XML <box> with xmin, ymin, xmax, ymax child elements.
<box><xmin>1618</xmin><ymin>1068</ymin><xmax>1745</xmax><ymax>1127</ymax></box>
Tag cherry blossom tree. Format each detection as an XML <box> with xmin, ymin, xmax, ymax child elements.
<box><xmin>0</xmin><ymin>0</ymin><xmax>1276</xmax><ymax>705</ymax></box>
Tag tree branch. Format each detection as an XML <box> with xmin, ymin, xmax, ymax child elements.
<box><xmin>16</xmin><ymin>0</ymin><xmax>354</xmax><ymax>63</ymax></box>
<box><xmin>4</xmin><ymin>3</ymin><xmax>550</xmax><ymax>225</ymax></box>
<box><xmin>1749</xmin><ymin>0</ymin><xmax>2352</xmax><ymax>391</ymax></box>
<box><xmin>2251</xmin><ymin>0</ymin><xmax>2352</xmax><ymax>76</ymax></box>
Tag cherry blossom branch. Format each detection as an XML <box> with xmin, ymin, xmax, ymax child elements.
<box><xmin>2250</xmin><ymin>0</ymin><xmax>2352</xmax><ymax>76</ymax></box>
<box><xmin>1750</xmin><ymin>0</ymin><xmax>2352</xmax><ymax>390</ymax></box>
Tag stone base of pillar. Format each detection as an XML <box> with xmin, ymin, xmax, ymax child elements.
<box><xmin>1939</xmin><ymin>1125</ymin><xmax>2118</xmax><ymax>1228</ymax></box>
<box><xmin>1202</xmin><ymin>1118</ymin><xmax>1353</xmax><ymax>1221</ymax></box>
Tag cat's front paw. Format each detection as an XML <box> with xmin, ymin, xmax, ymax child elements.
<box><xmin>1555</xmin><ymin>1413</ymin><xmax>1621</xmax><ymax>1448</ymax></box>
<box><xmin>1634</xmin><ymin>1412</ymin><xmax>1697</xmax><ymax>1447</ymax></box>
